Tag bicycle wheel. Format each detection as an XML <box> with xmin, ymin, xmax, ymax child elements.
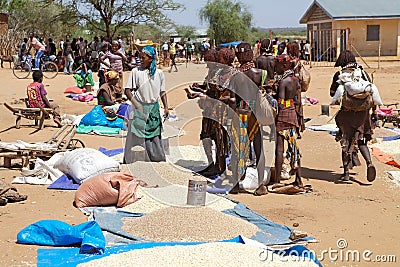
<box><xmin>41</xmin><ymin>61</ymin><xmax>58</xmax><ymax>79</ymax></box>
<box><xmin>12</xmin><ymin>62</ymin><xmax>31</xmax><ymax>79</ymax></box>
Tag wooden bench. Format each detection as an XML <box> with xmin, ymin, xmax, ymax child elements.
<box><xmin>4</xmin><ymin>102</ymin><xmax>53</xmax><ymax>130</ymax></box>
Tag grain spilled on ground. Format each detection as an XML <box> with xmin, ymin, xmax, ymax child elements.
<box><xmin>78</xmin><ymin>242</ymin><xmax>319</xmax><ymax>267</ymax></box>
<box><xmin>122</xmin><ymin>206</ymin><xmax>259</xmax><ymax>242</ymax></box>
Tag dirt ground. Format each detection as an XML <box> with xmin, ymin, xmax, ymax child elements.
<box><xmin>0</xmin><ymin>59</ymin><xmax>399</xmax><ymax>266</ymax></box>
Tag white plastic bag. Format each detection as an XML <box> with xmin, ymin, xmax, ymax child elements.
<box><xmin>240</xmin><ymin>167</ymin><xmax>270</xmax><ymax>190</ymax></box>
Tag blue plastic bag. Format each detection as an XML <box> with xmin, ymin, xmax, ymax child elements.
<box><xmin>80</xmin><ymin>105</ymin><xmax>125</xmax><ymax>130</ymax></box>
<box><xmin>17</xmin><ymin>220</ymin><xmax>105</xmax><ymax>254</ymax></box>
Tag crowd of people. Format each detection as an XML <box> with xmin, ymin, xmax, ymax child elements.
<box><xmin>183</xmin><ymin>38</ymin><xmax>378</xmax><ymax>195</ymax></box>
<box><xmin>20</xmin><ymin>32</ymin><xmax>378</xmax><ymax>194</ymax></box>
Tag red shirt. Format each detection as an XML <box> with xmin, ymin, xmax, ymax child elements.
<box><xmin>27</xmin><ymin>81</ymin><xmax>47</xmax><ymax>108</ymax></box>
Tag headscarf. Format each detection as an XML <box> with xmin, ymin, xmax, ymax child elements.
<box><xmin>105</xmin><ymin>70</ymin><xmax>119</xmax><ymax>81</ymax></box>
<box><xmin>141</xmin><ymin>46</ymin><xmax>157</xmax><ymax>76</ymax></box>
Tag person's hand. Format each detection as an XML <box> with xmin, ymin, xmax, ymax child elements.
<box><xmin>163</xmin><ymin>109</ymin><xmax>170</xmax><ymax>121</ymax></box>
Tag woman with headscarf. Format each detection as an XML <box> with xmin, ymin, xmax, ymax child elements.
<box><xmin>100</xmin><ymin>40</ymin><xmax>127</xmax><ymax>98</ymax></box>
<box><xmin>330</xmin><ymin>50</ymin><xmax>377</xmax><ymax>182</ymax></box>
<box><xmin>123</xmin><ymin>46</ymin><xmax>169</xmax><ymax>163</ymax></box>
<box><xmin>97</xmin><ymin>70</ymin><xmax>120</xmax><ymax>106</ymax></box>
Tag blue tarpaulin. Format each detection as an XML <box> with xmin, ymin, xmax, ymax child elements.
<box><xmin>47</xmin><ymin>174</ymin><xmax>79</xmax><ymax>190</ymax></box>
<box><xmin>219</xmin><ymin>41</ymin><xmax>242</xmax><ymax>47</ymax></box>
<box><xmin>37</xmin><ymin>236</ymin><xmax>244</xmax><ymax>267</ymax></box>
<box><xmin>17</xmin><ymin>220</ymin><xmax>105</xmax><ymax>254</ymax></box>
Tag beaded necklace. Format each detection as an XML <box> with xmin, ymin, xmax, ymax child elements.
<box><xmin>236</xmin><ymin>61</ymin><xmax>255</xmax><ymax>72</ymax></box>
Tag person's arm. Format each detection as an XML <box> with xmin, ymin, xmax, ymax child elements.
<box><xmin>160</xmin><ymin>91</ymin><xmax>169</xmax><ymax>119</ymax></box>
<box><xmin>124</xmin><ymin>71</ymin><xmax>143</xmax><ymax>112</ymax></box>
<box><xmin>40</xmin><ymin>88</ymin><xmax>52</xmax><ymax>108</ymax></box>
<box><xmin>159</xmin><ymin>72</ymin><xmax>169</xmax><ymax>119</ymax></box>
<box><xmin>329</xmin><ymin>72</ymin><xmax>340</xmax><ymax>97</ymax></box>
<box><xmin>98</xmin><ymin>53</ymin><xmax>109</xmax><ymax>68</ymax></box>
<box><xmin>115</xmin><ymin>50</ymin><xmax>127</xmax><ymax>63</ymax></box>
<box><xmin>72</xmin><ymin>64</ymin><xmax>83</xmax><ymax>74</ymax></box>
<box><xmin>98</xmin><ymin>90</ymin><xmax>115</xmax><ymax>106</ymax></box>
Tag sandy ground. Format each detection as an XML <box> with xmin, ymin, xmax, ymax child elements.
<box><xmin>0</xmin><ymin>60</ymin><xmax>399</xmax><ymax>266</ymax></box>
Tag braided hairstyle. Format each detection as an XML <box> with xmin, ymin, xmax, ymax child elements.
<box><xmin>218</xmin><ymin>48</ymin><xmax>235</xmax><ymax>66</ymax></box>
<box><xmin>286</xmin><ymin>42</ymin><xmax>300</xmax><ymax>58</ymax></box>
<box><xmin>204</xmin><ymin>48</ymin><xmax>218</xmax><ymax>63</ymax></box>
<box><xmin>334</xmin><ymin>50</ymin><xmax>356</xmax><ymax>67</ymax></box>
<box><xmin>260</xmin><ymin>38</ymin><xmax>273</xmax><ymax>54</ymax></box>
<box><xmin>235</xmin><ymin>42</ymin><xmax>253</xmax><ymax>64</ymax></box>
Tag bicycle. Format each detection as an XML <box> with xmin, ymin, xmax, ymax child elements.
<box><xmin>12</xmin><ymin>54</ymin><xmax>59</xmax><ymax>79</ymax></box>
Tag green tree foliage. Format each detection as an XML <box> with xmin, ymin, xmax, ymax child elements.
<box><xmin>175</xmin><ymin>25</ymin><xmax>197</xmax><ymax>40</ymax></box>
<box><xmin>1</xmin><ymin>0</ymin><xmax>79</xmax><ymax>39</ymax></box>
<box><xmin>62</xmin><ymin>0</ymin><xmax>183</xmax><ymax>38</ymax></box>
<box><xmin>199</xmin><ymin>0</ymin><xmax>252</xmax><ymax>44</ymax></box>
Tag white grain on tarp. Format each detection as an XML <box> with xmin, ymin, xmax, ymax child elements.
<box><xmin>121</xmin><ymin>186</ymin><xmax>236</xmax><ymax>214</ymax></box>
<box><xmin>122</xmin><ymin>206</ymin><xmax>259</xmax><ymax>242</ymax></box>
<box><xmin>78</xmin><ymin>242</ymin><xmax>319</xmax><ymax>267</ymax></box>
<box><xmin>150</xmin><ymin>162</ymin><xmax>207</xmax><ymax>186</ymax></box>
<box><xmin>119</xmin><ymin>186</ymin><xmax>168</xmax><ymax>214</ymax></box>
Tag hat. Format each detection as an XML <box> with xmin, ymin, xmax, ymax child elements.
<box><xmin>105</xmin><ymin>71</ymin><xmax>119</xmax><ymax>80</ymax></box>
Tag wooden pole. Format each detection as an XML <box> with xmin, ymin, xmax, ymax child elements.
<box><xmin>378</xmin><ymin>40</ymin><xmax>381</xmax><ymax>69</ymax></box>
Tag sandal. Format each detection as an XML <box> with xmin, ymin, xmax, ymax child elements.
<box><xmin>367</xmin><ymin>164</ymin><xmax>376</xmax><ymax>182</ymax></box>
<box><xmin>253</xmin><ymin>184</ymin><xmax>267</xmax><ymax>196</ymax></box>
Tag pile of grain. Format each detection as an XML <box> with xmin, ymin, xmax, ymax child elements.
<box><xmin>121</xmin><ymin>186</ymin><xmax>237</xmax><ymax>214</ymax></box>
<box><xmin>119</xmin><ymin>186</ymin><xmax>168</xmax><ymax>214</ymax></box>
<box><xmin>78</xmin><ymin>242</ymin><xmax>318</xmax><ymax>267</ymax></box>
<box><xmin>122</xmin><ymin>206</ymin><xmax>259</xmax><ymax>242</ymax></box>
<box><xmin>150</xmin><ymin>162</ymin><xmax>207</xmax><ymax>186</ymax></box>
<box><xmin>120</xmin><ymin>160</ymin><xmax>208</xmax><ymax>187</ymax></box>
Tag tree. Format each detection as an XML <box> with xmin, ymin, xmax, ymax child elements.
<box><xmin>200</xmin><ymin>0</ymin><xmax>252</xmax><ymax>45</ymax></box>
<box><xmin>61</xmin><ymin>0</ymin><xmax>184</xmax><ymax>38</ymax></box>
<box><xmin>1</xmin><ymin>0</ymin><xmax>79</xmax><ymax>38</ymax></box>
<box><xmin>175</xmin><ymin>25</ymin><xmax>197</xmax><ymax>40</ymax></box>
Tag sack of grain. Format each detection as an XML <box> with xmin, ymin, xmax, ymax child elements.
<box><xmin>54</xmin><ymin>148</ymin><xmax>120</xmax><ymax>184</ymax></box>
<box><xmin>74</xmin><ymin>172</ymin><xmax>141</xmax><ymax>208</ymax></box>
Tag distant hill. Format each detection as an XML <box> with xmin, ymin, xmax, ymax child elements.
<box><xmin>257</xmin><ymin>27</ymin><xmax>307</xmax><ymax>33</ymax></box>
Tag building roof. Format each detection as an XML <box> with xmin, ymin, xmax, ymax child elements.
<box><xmin>300</xmin><ymin>0</ymin><xmax>400</xmax><ymax>23</ymax></box>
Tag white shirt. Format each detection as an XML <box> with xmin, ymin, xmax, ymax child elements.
<box><xmin>125</xmin><ymin>68</ymin><xmax>165</xmax><ymax>104</ymax></box>
<box><xmin>304</xmin><ymin>43</ymin><xmax>311</xmax><ymax>54</ymax></box>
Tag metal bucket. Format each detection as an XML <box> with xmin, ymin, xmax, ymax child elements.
<box><xmin>187</xmin><ymin>180</ymin><xmax>207</xmax><ymax>206</ymax></box>
<box><xmin>321</xmin><ymin>104</ymin><xmax>330</xmax><ymax>116</ymax></box>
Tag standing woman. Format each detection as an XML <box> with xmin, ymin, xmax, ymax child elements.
<box><xmin>124</xmin><ymin>46</ymin><xmax>169</xmax><ymax>163</ymax></box>
<box><xmin>330</xmin><ymin>50</ymin><xmax>376</xmax><ymax>182</ymax></box>
<box><xmin>168</xmin><ymin>39</ymin><xmax>178</xmax><ymax>72</ymax></box>
<box><xmin>100</xmin><ymin>40</ymin><xmax>127</xmax><ymax>99</ymax></box>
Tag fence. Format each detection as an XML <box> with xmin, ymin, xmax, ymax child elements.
<box><xmin>309</xmin><ymin>28</ymin><xmax>349</xmax><ymax>68</ymax></box>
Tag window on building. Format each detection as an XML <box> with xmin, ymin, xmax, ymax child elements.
<box><xmin>366</xmin><ymin>25</ymin><xmax>380</xmax><ymax>41</ymax></box>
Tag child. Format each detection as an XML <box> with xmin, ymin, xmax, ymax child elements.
<box><xmin>98</xmin><ymin>42</ymin><xmax>110</xmax><ymax>87</ymax></box>
<box><xmin>27</xmin><ymin>70</ymin><xmax>62</xmax><ymax>127</ymax></box>
<box><xmin>72</xmin><ymin>62</ymin><xmax>95</xmax><ymax>91</ymax></box>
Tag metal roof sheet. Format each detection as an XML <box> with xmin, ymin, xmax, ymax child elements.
<box><xmin>300</xmin><ymin>0</ymin><xmax>400</xmax><ymax>23</ymax></box>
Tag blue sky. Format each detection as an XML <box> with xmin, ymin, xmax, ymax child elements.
<box><xmin>170</xmin><ymin>0</ymin><xmax>314</xmax><ymax>28</ymax></box>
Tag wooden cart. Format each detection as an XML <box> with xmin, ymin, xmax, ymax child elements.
<box><xmin>4</xmin><ymin>102</ymin><xmax>53</xmax><ymax>129</ymax></box>
<box><xmin>0</xmin><ymin>124</ymin><xmax>84</xmax><ymax>169</ymax></box>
